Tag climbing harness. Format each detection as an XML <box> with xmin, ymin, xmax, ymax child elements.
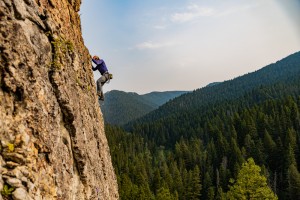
<box><xmin>104</xmin><ymin>71</ymin><xmax>113</xmax><ymax>84</ymax></box>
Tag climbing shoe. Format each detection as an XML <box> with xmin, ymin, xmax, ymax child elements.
<box><xmin>97</xmin><ymin>92</ymin><xmax>104</xmax><ymax>101</ymax></box>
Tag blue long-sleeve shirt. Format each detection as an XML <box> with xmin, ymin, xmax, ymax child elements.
<box><xmin>92</xmin><ymin>58</ymin><xmax>108</xmax><ymax>75</ymax></box>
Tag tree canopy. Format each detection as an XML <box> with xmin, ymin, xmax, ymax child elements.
<box><xmin>227</xmin><ymin>158</ymin><xmax>278</xmax><ymax>200</ymax></box>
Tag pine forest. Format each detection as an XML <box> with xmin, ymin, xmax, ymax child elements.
<box><xmin>105</xmin><ymin>52</ymin><xmax>300</xmax><ymax>200</ymax></box>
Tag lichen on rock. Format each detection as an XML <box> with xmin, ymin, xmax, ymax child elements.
<box><xmin>0</xmin><ymin>0</ymin><xmax>119</xmax><ymax>199</ymax></box>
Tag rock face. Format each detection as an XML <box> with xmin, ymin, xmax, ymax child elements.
<box><xmin>0</xmin><ymin>0</ymin><xmax>119</xmax><ymax>199</ymax></box>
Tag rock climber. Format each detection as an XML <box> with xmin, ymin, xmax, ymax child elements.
<box><xmin>91</xmin><ymin>55</ymin><xmax>110</xmax><ymax>101</ymax></box>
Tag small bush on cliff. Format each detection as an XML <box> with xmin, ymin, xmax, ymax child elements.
<box><xmin>1</xmin><ymin>184</ymin><xmax>15</xmax><ymax>197</ymax></box>
<box><xmin>7</xmin><ymin>143</ymin><xmax>14</xmax><ymax>152</ymax></box>
<box><xmin>50</xmin><ymin>36</ymin><xmax>74</xmax><ymax>70</ymax></box>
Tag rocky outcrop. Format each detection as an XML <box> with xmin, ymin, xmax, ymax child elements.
<box><xmin>0</xmin><ymin>0</ymin><xmax>119</xmax><ymax>199</ymax></box>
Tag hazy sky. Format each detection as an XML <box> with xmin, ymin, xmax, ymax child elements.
<box><xmin>80</xmin><ymin>0</ymin><xmax>300</xmax><ymax>94</ymax></box>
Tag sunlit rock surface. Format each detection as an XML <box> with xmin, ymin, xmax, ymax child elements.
<box><xmin>0</xmin><ymin>0</ymin><xmax>119</xmax><ymax>199</ymax></box>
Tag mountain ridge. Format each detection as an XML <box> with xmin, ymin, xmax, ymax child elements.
<box><xmin>102</xmin><ymin>90</ymin><xmax>188</xmax><ymax>125</ymax></box>
<box><xmin>128</xmin><ymin>51</ymin><xmax>300</xmax><ymax>126</ymax></box>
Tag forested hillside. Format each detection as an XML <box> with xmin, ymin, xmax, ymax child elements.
<box><xmin>106</xmin><ymin>51</ymin><xmax>300</xmax><ymax>199</ymax></box>
<box><xmin>143</xmin><ymin>91</ymin><xmax>189</xmax><ymax>107</ymax></box>
<box><xmin>102</xmin><ymin>90</ymin><xmax>187</xmax><ymax>125</ymax></box>
<box><xmin>128</xmin><ymin>52</ymin><xmax>300</xmax><ymax>125</ymax></box>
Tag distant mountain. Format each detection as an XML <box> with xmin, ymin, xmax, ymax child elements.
<box><xmin>101</xmin><ymin>90</ymin><xmax>188</xmax><ymax>125</ymax></box>
<box><xmin>142</xmin><ymin>91</ymin><xmax>189</xmax><ymax>107</ymax></box>
<box><xmin>206</xmin><ymin>82</ymin><xmax>221</xmax><ymax>87</ymax></box>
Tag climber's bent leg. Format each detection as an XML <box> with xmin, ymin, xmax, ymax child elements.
<box><xmin>96</xmin><ymin>75</ymin><xmax>107</xmax><ymax>98</ymax></box>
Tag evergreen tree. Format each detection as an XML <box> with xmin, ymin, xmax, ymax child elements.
<box><xmin>287</xmin><ymin>164</ymin><xmax>300</xmax><ymax>199</ymax></box>
<box><xmin>152</xmin><ymin>169</ymin><xmax>162</xmax><ymax>193</ymax></box>
<box><xmin>172</xmin><ymin>163</ymin><xmax>184</xmax><ymax>197</ymax></box>
<box><xmin>156</xmin><ymin>187</ymin><xmax>173</xmax><ymax>200</ymax></box>
<box><xmin>263</xmin><ymin>130</ymin><xmax>276</xmax><ymax>153</ymax></box>
<box><xmin>203</xmin><ymin>172</ymin><xmax>213</xmax><ymax>199</ymax></box>
<box><xmin>207</xmin><ymin>187</ymin><xmax>215</xmax><ymax>200</ymax></box>
<box><xmin>227</xmin><ymin>158</ymin><xmax>278</xmax><ymax>200</ymax></box>
<box><xmin>190</xmin><ymin>165</ymin><xmax>202</xmax><ymax>199</ymax></box>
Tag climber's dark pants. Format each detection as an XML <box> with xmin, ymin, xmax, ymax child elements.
<box><xmin>96</xmin><ymin>73</ymin><xmax>109</xmax><ymax>96</ymax></box>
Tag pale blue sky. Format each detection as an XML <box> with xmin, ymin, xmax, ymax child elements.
<box><xmin>80</xmin><ymin>0</ymin><xmax>300</xmax><ymax>94</ymax></box>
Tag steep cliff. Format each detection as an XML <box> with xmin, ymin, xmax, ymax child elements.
<box><xmin>0</xmin><ymin>0</ymin><xmax>118</xmax><ymax>199</ymax></box>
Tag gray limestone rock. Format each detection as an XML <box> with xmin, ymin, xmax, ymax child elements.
<box><xmin>6</xmin><ymin>177</ymin><xmax>23</xmax><ymax>188</ymax></box>
<box><xmin>0</xmin><ymin>176</ymin><xmax>3</xmax><ymax>191</ymax></box>
<box><xmin>12</xmin><ymin>188</ymin><xmax>29</xmax><ymax>200</ymax></box>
